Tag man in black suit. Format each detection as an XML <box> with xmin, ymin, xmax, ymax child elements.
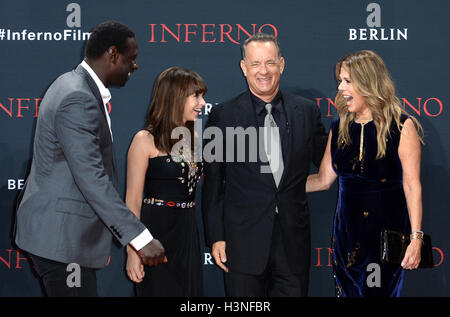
<box><xmin>202</xmin><ymin>33</ymin><xmax>327</xmax><ymax>296</ymax></box>
<box><xmin>15</xmin><ymin>21</ymin><xmax>166</xmax><ymax>296</ymax></box>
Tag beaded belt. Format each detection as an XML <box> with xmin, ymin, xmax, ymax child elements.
<box><xmin>143</xmin><ymin>197</ymin><xmax>195</xmax><ymax>209</ymax></box>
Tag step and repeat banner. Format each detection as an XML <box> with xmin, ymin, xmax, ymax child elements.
<box><xmin>0</xmin><ymin>0</ymin><xmax>448</xmax><ymax>297</ymax></box>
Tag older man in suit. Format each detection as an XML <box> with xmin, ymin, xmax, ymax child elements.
<box><xmin>202</xmin><ymin>33</ymin><xmax>327</xmax><ymax>296</ymax></box>
<box><xmin>14</xmin><ymin>21</ymin><xmax>166</xmax><ymax>297</ymax></box>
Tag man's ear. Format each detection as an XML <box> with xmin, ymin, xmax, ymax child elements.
<box><xmin>107</xmin><ymin>46</ymin><xmax>118</xmax><ymax>63</ymax></box>
<box><xmin>240</xmin><ymin>60</ymin><xmax>247</xmax><ymax>77</ymax></box>
<box><xmin>279</xmin><ymin>57</ymin><xmax>285</xmax><ymax>74</ymax></box>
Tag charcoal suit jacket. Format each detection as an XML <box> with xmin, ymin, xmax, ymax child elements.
<box><xmin>15</xmin><ymin>64</ymin><xmax>146</xmax><ymax>268</ymax></box>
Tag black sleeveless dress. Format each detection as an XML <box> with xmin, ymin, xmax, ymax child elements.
<box><xmin>330</xmin><ymin>115</ymin><xmax>411</xmax><ymax>297</ymax></box>
<box><xmin>135</xmin><ymin>155</ymin><xmax>203</xmax><ymax>297</ymax></box>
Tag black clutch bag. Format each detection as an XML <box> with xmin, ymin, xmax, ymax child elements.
<box><xmin>380</xmin><ymin>229</ymin><xmax>434</xmax><ymax>268</ymax></box>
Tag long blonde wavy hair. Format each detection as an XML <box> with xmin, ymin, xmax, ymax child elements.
<box><xmin>335</xmin><ymin>50</ymin><xmax>423</xmax><ymax>159</ymax></box>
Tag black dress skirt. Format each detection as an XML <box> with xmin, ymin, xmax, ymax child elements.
<box><xmin>135</xmin><ymin>155</ymin><xmax>203</xmax><ymax>297</ymax></box>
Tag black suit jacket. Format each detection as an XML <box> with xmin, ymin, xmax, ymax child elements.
<box><xmin>202</xmin><ymin>90</ymin><xmax>327</xmax><ymax>275</ymax></box>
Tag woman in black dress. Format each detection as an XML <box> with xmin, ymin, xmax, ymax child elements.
<box><xmin>306</xmin><ymin>51</ymin><xmax>424</xmax><ymax>296</ymax></box>
<box><xmin>125</xmin><ymin>67</ymin><xmax>206</xmax><ymax>296</ymax></box>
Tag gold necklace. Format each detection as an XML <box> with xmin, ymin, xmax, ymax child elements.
<box><xmin>350</xmin><ymin>120</ymin><xmax>370</xmax><ymax>174</ymax></box>
<box><xmin>358</xmin><ymin>121</ymin><xmax>369</xmax><ymax>162</ymax></box>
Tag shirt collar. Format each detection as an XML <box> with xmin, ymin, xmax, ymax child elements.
<box><xmin>80</xmin><ymin>60</ymin><xmax>111</xmax><ymax>105</ymax></box>
<box><xmin>250</xmin><ymin>90</ymin><xmax>283</xmax><ymax>115</ymax></box>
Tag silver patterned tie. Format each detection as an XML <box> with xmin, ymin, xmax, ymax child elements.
<box><xmin>263</xmin><ymin>103</ymin><xmax>284</xmax><ymax>188</ymax></box>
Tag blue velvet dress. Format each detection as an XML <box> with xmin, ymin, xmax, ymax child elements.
<box><xmin>330</xmin><ymin>115</ymin><xmax>411</xmax><ymax>297</ymax></box>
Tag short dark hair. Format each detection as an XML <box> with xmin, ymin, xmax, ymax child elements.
<box><xmin>241</xmin><ymin>33</ymin><xmax>281</xmax><ymax>59</ymax></box>
<box><xmin>85</xmin><ymin>21</ymin><xmax>135</xmax><ymax>59</ymax></box>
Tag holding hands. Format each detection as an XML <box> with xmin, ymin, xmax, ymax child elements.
<box><xmin>127</xmin><ymin>239</ymin><xmax>168</xmax><ymax>283</ymax></box>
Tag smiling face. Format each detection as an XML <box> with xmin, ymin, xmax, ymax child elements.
<box><xmin>338</xmin><ymin>67</ymin><xmax>371</xmax><ymax>118</ymax></box>
<box><xmin>240</xmin><ymin>41</ymin><xmax>285</xmax><ymax>103</ymax></box>
<box><xmin>182</xmin><ymin>93</ymin><xmax>205</xmax><ymax>123</ymax></box>
<box><xmin>110</xmin><ymin>37</ymin><xmax>139</xmax><ymax>87</ymax></box>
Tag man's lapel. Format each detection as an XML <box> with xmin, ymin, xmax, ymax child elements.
<box><xmin>278</xmin><ymin>91</ymin><xmax>304</xmax><ymax>188</ymax></box>
<box><xmin>75</xmin><ymin>64</ymin><xmax>106</xmax><ymax>117</ymax></box>
<box><xmin>75</xmin><ymin>64</ymin><xmax>118</xmax><ymax>187</ymax></box>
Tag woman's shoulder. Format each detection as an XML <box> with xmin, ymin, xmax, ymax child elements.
<box><xmin>390</xmin><ymin>113</ymin><xmax>413</xmax><ymax>133</ymax></box>
<box><xmin>135</xmin><ymin>128</ymin><xmax>153</xmax><ymax>138</ymax></box>
<box><xmin>330</xmin><ymin>117</ymin><xmax>340</xmax><ymax>131</ymax></box>
<box><xmin>130</xmin><ymin>129</ymin><xmax>159</xmax><ymax>156</ymax></box>
<box><xmin>133</xmin><ymin>129</ymin><xmax>155</xmax><ymax>144</ymax></box>
<box><xmin>400</xmin><ymin>113</ymin><xmax>411</xmax><ymax>124</ymax></box>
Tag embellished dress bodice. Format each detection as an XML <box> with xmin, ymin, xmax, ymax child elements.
<box><xmin>143</xmin><ymin>155</ymin><xmax>203</xmax><ymax>203</ymax></box>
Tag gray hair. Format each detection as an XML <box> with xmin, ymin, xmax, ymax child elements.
<box><xmin>241</xmin><ymin>33</ymin><xmax>282</xmax><ymax>59</ymax></box>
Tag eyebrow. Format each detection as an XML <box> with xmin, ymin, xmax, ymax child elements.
<box><xmin>249</xmin><ymin>59</ymin><xmax>277</xmax><ymax>64</ymax></box>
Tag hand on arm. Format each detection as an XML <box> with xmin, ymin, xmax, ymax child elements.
<box><xmin>306</xmin><ymin>130</ymin><xmax>337</xmax><ymax>192</ymax></box>
<box><xmin>398</xmin><ymin>118</ymin><xmax>423</xmax><ymax>270</ymax></box>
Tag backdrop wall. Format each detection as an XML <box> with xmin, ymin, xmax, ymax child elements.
<box><xmin>0</xmin><ymin>0</ymin><xmax>448</xmax><ymax>296</ymax></box>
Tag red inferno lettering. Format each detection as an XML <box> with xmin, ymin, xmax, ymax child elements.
<box><xmin>401</xmin><ymin>97</ymin><xmax>444</xmax><ymax>117</ymax></box>
<box><xmin>148</xmin><ymin>24</ymin><xmax>278</xmax><ymax>44</ymax></box>
<box><xmin>403</xmin><ymin>97</ymin><xmax>421</xmax><ymax>116</ymax></box>
<box><xmin>315</xmin><ymin>98</ymin><xmax>322</xmax><ymax>109</ymax></box>
<box><xmin>433</xmin><ymin>247</ymin><xmax>444</xmax><ymax>267</ymax></box>
<box><xmin>34</xmin><ymin>98</ymin><xmax>41</xmax><ymax>117</ymax></box>
<box><xmin>237</xmin><ymin>24</ymin><xmax>257</xmax><ymax>39</ymax></box>
<box><xmin>148</xmin><ymin>24</ymin><xmax>157</xmax><ymax>43</ymax></box>
<box><xmin>185</xmin><ymin>24</ymin><xmax>197</xmax><ymax>42</ymax></box>
<box><xmin>0</xmin><ymin>98</ymin><xmax>41</xmax><ymax>118</ymax></box>
<box><xmin>313</xmin><ymin>97</ymin><xmax>443</xmax><ymax>118</ymax></box>
<box><xmin>15</xmin><ymin>250</ymin><xmax>28</xmax><ymax>269</ymax></box>
<box><xmin>220</xmin><ymin>24</ymin><xmax>239</xmax><ymax>44</ymax></box>
<box><xmin>202</xmin><ymin>24</ymin><xmax>216</xmax><ymax>43</ymax></box>
<box><xmin>314</xmin><ymin>247</ymin><xmax>334</xmax><ymax>267</ymax></box>
<box><xmin>327</xmin><ymin>248</ymin><xmax>334</xmax><ymax>266</ymax></box>
<box><xmin>327</xmin><ymin>98</ymin><xmax>338</xmax><ymax>117</ymax></box>
<box><xmin>315</xmin><ymin>247</ymin><xmax>322</xmax><ymax>266</ymax></box>
<box><xmin>258</xmin><ymin>24</ymin><xmax>278</xmax><ymax>37</ymax></box>
<box><xmin>423</xmin><ymin>98</ymin><xmax>443</xmax><ymax>117</ymax></box>
<box><xmin>161</xmin><ymin>24</ymin><xmax>181</xmax><ymax>43</ymax></box>
<box><xmin>0</xmin><ymin>249</ymin><xmax>13</xmax><ymax>269</ymax></box>
<box><xmin>16</xmin><ymin>98</ymin><xmax>31</xmax><ymax>117</ymax></box>
<box><xmin>315</xmin><ymin>98</ymin><xmax>339</xmax><ymax>117</ymax></box>
<box><xmin>0</xmin><ymin>99</ymin><xmax>13</xmax><ymax>117</ymax></box>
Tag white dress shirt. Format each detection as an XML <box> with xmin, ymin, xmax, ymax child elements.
<box><xmin>80</xmin><ymin>60</ymin><xmax>153</xmax><ymax>251</ymax></box>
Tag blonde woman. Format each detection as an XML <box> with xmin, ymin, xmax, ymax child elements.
<box><xmin>306</xmin><ymin>50</ymin><xmax>424</xmax><ymax>297</ymax></box>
